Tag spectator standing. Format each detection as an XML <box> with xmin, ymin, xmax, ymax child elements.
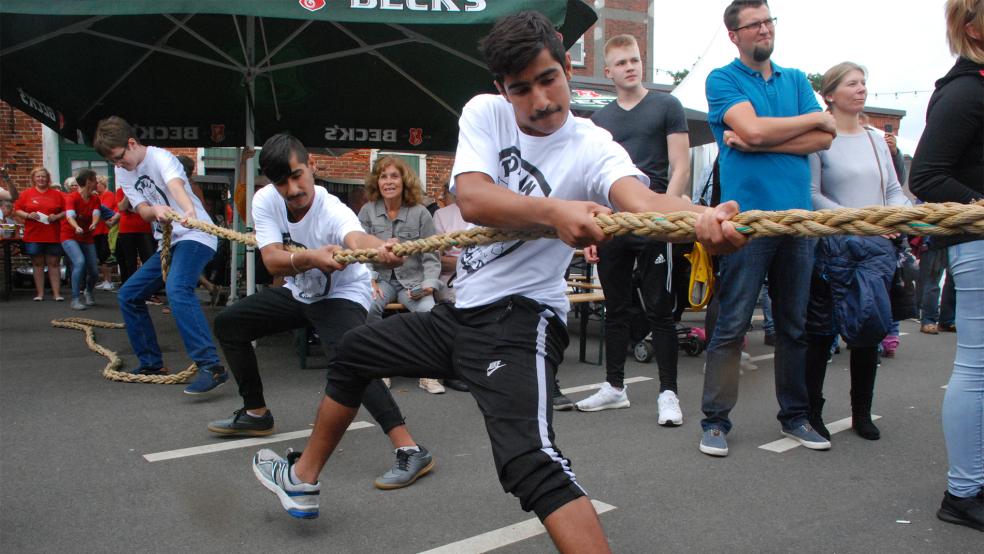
<box><xmin>94</xmin><ymin>175</ymin><xmax>119</xmax><ymax>291</ymax></box>
<box><xmin>12</xmin><ymin>167</ymin><xmax>65</xmax><ymax>301</ymax></box>
<box><xmin>699</xmin><ymin>0</ymin><xmax>836</xmax><ymax>457</ymax></box>
<box><xmin>574</xmin><ymin>34</ymin><xmax>691</xmax><ymax>426</ymax></box>
<box><xmin>805</xmin><ymin>62</ymin><xmax>911</xmax><ymax>441</ymax></box>
<box><xmin>114</xmin><ymin>185</ymin><xmax>155</xmax><ymax>284</ymax></box>
<box><xmin>909</xmin><ymin>0</ymin><xmax>984</xmax><ymax>532</ymax></box>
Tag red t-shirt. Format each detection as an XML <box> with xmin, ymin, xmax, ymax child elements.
<box><xmin>61</xmin><ymin>191</ymin><xmax>101</xmax><ymax>243</ymax></box>
<box><xmin>116</xmin><ymin>187</ymin><xmax>152</xmax><ymax>234</ymax></box>
<box><xmin>13</xmin><ymin>187</ymin><xmax>63</xmax><ymax>243</ymax></box>
<box><xmin>93</xmin><ymin>190</ymin><xmax>117</xmax><ymax>236</ymax></box>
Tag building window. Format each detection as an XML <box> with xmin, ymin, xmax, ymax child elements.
<box><xmin>369</xmin><ymin>150</ymin><xmax>427</xmax><ymax>194</ymax></box>
<box><xmin>569</xmin><ymin>35</ymin><xmax>586</xmax><ymax>68</ymax></box>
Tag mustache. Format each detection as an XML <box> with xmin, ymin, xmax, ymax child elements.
<box><xmin>286</xmin><ymin>192</ymin><xmax>307</xmax><ymax>201</ymax></box>
<box><xmin>531</xmin><ymin>105</ymin><xmax>562</xmax><ymax>121</ymax></box>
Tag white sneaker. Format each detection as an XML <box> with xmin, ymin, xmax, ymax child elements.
<box><xmin>657</xmin><ymin>390</ymin><xmax>683</xmax><ymax>426</ymax></box>
<box><xmin>83</xmin><ymin>290</ymin><xmax>95</xmax><ymax>306</ymax></box>
<box><xmin>98</xmin><ymin>280</ymin><xmax>116</xmax><ymax>291</ymax></box>
<box><xmin>740</xmin><ymin>352</ymin><xmax>758</xmax><ymax>371</ymax></box>
<box><xmin>576</xmin><ymin>382</ymin><xmax>629</xmax><ymax>412</ymax></box>
<box><xmin>418</xmin><ymin>378</ymin><xmax>445</xmax><ymax>394</ymax></box>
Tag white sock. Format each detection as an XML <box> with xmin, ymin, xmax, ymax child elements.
<box><xmin>245</xmin><ymin>409</ymin><xmax>266</xmax><ymax>418</ymax></box>
<box><xmin>396</xmin><ymin>445</ymin><xmax>420</xmax><ymax>454</ymax></box>
<box><xmin>289</xmin><ymin>465</ymin><xmax>301</xmax><ymax>485</ymax></box>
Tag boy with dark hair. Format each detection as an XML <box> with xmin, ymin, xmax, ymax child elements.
<box><xmin>210</xmin><ymin>133</ymin><xmax>435</xmax><ymax>498</ymax></box>
<box><xmin>250</xmin><ymin>11</ymin><xmax>745</xmax><ymax>550</ymax></box>
<box><xmin>94</xmin><ymin>116</ymin><xmax>229</xmax><ymax>394</ymax></box>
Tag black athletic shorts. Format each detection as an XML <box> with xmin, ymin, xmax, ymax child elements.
<box><xmin>94</xmin><ymin>234</ymin><xmax>111</xmax><ymax>264</ymax></box>
<box><xmin>325</xmin><ymin>295</ymin><xmax>585</xmax><ymax>520</ymax></box>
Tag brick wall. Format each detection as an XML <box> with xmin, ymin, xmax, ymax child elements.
<box><xmin>865</xmin><ymin>114</ymin><xmax>904</xmax><ymax>135</ymax></box>
<box><xmin>606</xmin><ymin>0</ymin><xmax>650</xmax><ymax>11</ymax></box>
<box><xmin>0</xmin><ymin>101</ymin><xmax>43</xmax><ymax>192</ymax></box>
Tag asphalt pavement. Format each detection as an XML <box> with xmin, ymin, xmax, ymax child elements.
<box><xmin>1</xmin><ymin>288</ymin><xmax>979</xmax><ymax>553</ymax></box>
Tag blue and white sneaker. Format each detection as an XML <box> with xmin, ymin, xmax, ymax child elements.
<box><xmin>252</xmin><ymin>448</ymin><xmax>320</xmax><ymax>519</ymax></box>
<box><xmin>782</xmin><ymin>423</ymin><xmax>832</xmax><ymax>450</ymax></box>
<box><xmin>183</xmin><ymin>365</ymin><xmax>229</xmax><ymax>395</ymax></box>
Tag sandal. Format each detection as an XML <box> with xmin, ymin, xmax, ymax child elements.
<box><xmin>54</xmin><ymin>296</ymin><xmax>65</xmax><ymax>302</ymax></box>
<box><xmin>32</xmin><ymin>296</ymin><xmax>43</xmax><ymax>302</ymax></box>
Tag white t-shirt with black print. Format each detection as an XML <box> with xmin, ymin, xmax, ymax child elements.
<box><xmin>115</xmin><ymin>146</ymin><xmax>217</xmax><ymax>250</ymax></box>
<box><xmin>450</xmin><ymin>94</ymin><xmax>648</xmax><ymax>321</ymax></box>
<box><xmin>253</xmin><ymin>184</ymin><xmax>372</xmax><ymax>309</ymax></box>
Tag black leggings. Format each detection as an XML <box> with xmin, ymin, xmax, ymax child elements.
<box><xmin>805</xmin><ymin>335</ymin><xmax>878</xmax><ymax>412</ymax></box>
<box><xmin>597</xmin><ymin>235</ymin><xmax>678</xmax><ymax>392</ymax></box>
<box><xmin>213</xmin><ymin>287</ymin><xmax>405</xmax><ymax>434</ymax></box>
<box><xmin>116</xmin><ymin>232</ymin><xmax>156</xmax><ymax>284</ymax></box>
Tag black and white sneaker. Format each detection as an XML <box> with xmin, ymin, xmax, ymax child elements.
<box><xmin>553</xmin><ymin>379</ymin><xmax>574</xmax><ymax>411</ymax></box>
<box><xmin>208</xmin><ymin>409</ymin><xmax>274</xmax><ymax>436</ymax></box>
<box><xmin>373</xmin><ymin>446</ymin><xmax>435</xmax><ymax>490</ymax></box>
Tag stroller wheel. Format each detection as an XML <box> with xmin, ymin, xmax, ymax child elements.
<box><xmin>633</xmin><ymin>341</ymin><xmax>654</xmax><ymax>363</ymax></box>
<box><xmin>683</xmin><ymin>335</ymin><xmax>705</xmax><ymax>357</ymax></box>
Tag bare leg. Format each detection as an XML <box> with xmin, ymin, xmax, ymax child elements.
<box><xmin>100</xmin><ymin>264</ymin><xmax>112</xmax><ymax>284</ymax></box>
<box><xmin>45</xmin><ymin>254</ymin><xmax>61</xmax><ymax>297</ymax></box>
<box><xmin>543</xmin><ymin>497</ymin><xmax>611</xmax><ymax>554</ymax></box>
<box><xmin>292</xmin><ymin>395</ymin><xmax>358</xmax><ymax>485</ymax></box>
<box><xmin>31</xmin><ymin>255</ymin><xmax>44</xmax><ymax>297</ymax></box>
<box><xmin>385</xmin><ymin>424</ymin><xmax>415</xmax><ymax>449</ymax></box>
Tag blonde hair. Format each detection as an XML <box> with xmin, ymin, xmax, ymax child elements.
<box><xmin>29</xmin><ymin>167</ymin><xmax>51</xmax><ymax>188</ymax></box>
<box><xmin>819</xmin><ymin>62</ymin><xmax>867</xmax><ymax>110</ymax></box>
<box><xmin>946</xmin><ymin>0</ymin><xmax>984</xmax><ymax>63</ymax></box>
<box><xmin>604</xmin><ymin>34</ymin><xmax>638</xmax><ymax>57</ymax></box>
<box><xmin>365</xmin><ymin>156</ymin><xmax>423</xmax><ymax>206</ymax></box>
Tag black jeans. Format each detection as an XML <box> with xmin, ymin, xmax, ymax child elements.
<box><xmin>116</xmin><ymin>232</ymin><xmax>156</xmax><ymax>284</ymax></box>
<box><xmin>597</xmin><ymin>235</ymin><xmax>678</xmax><ymax>392</ymax></box>
<box><xmin>213</xmin><ymin>287</ymin><xmax>405</xmax><ymax>433</ymax></box>
<box><xmin>323</xmin><ymin>296</ymin><xmax>584</xmax><ymax>521</ymax></box>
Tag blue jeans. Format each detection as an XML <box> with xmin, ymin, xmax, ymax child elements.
<box><xmin>919</xmin><ymin>248</ymin><xmax>956</xmax><ymax>326</ymax></box>
<box><xmin>943</xmin><ymin>240</ymin><xmax>984</xmax><ymax>498</ymax></box>
<box><xmin>367</xmin><ymin>277</ymin><xmax>436</xmax><ymax>322</ymax></box>
<box><xmin>701</xmin><ymin>237</ymin><xmax>816</xmax><ymax>433</ymax></box>
<box><xmin>758</xmin><ymin>282</ymin><xmax>774</xmax><ymax>335</ymax></box>
<box><xmin>61</xmin><ymin>239</ymin><xmax>98</xmax><ymax>300</ymax></box>
<box><xmin>117</xmin><ymin>240</ymin><xmax>220</xmax><ymax>370</ymax></box>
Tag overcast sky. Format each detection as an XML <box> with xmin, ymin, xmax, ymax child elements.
<box><xmin>649</xmin><ymin>0</ymin><xmax>955</xmax><ymax>149</ymax></box>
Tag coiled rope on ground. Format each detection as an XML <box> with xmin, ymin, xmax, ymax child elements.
<box><xmin>51</xmin><ymin>317</ymin><xmax>197</xmax><ymax>384</ymax></box>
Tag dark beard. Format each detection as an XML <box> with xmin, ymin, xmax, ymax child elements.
<box><xmin>752</xmin><ymin>43</ymin><xmax>773</xmax><ymax>63</ymax></box>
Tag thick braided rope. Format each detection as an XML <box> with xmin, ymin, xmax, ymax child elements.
<box><xmin>51</xmin><ymin>317</ymin><xmax>197</xmax><ymax>384</ymax></box>
<box><xmin>162</xmin><ymin>202</ymin><xmax>984</xmax><ymax>266</ymax></box>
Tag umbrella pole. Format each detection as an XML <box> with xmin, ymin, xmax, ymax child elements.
<box><xmin>228</xmin><ymin>147</ymin><xmax>242</xmax><ymax>303</ymax></box>
<box><xmin>245</xmin><ymin>16</ymin><xmax>256</xmax><ymax>297</ymax></box>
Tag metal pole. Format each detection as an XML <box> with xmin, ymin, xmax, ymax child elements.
<box><xmin>245</xmin><ymin>16</ymin><xmax>256</xmax><ymax>296</ymax></box>
<box><xmin>228</xmin><ymin>147</ymin><xmax>242</xmax><ymax>303</ymax></box>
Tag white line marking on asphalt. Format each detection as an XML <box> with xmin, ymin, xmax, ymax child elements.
<box><xmin>561</xmin><ymin>376</ymin><xmax>653</xmax><ymax>395</ymax></box>
<box><xmin>417</xmin><ymin>500</ymin><xmax>617</xmax><ymax>554</ymax></box>
<box><xmin>758</xmin><ymin>415</ymin><xmax>882</xmax><ymax>453</ymax></box>
<box><xmin>143</xmin><ymin>421</ymin><xmax>374</xmax><ymax>462</ymax></box>
<box><xmin>941</xmin><ymin>385</ymin><xmax>948</xmax><ymax>389</ymax></box>
<box><xmin>749</xmin><ymin>353</ymin><xmax>775</xmax><ymax>362</ymax></box>
<box><xmin>900</xmin><ymin>332</ymin><xmax>909</xmax><ymax>336</ymax></box>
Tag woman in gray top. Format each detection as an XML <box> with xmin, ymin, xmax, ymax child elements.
<box><xmin>804</xmin><ymin>62</ymin><xmax>911</xmax><ymax>442</ymax></box>
<box><xmin>358</xmin><ymin>156</ymin><xmax>444</xmax><ymax>394</ymax></box>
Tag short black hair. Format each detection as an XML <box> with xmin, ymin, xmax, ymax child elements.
<box><xmin>75</xmin><ymin>168</ymin><xmax>97</xmax><ymax>188</ymax></box>
<box><xmin>258</xmin><ymin>133</ymin><xmax>309</xmax><ymax>185</ymax></box>
<box><xmin>479</xmin><ymin>11</ymin><xmax>566</xmax><ymax>85</ymax></box>
<box><xmin>724</xmin><ymin>0</ymin><xmax>768</xmax><ymax>31</ymax></box>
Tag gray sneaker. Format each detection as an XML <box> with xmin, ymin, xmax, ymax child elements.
<box><xmin>208</xmin><ymin>408</ymin><xmax>274</xmax><ymax>437</ymax></box>
<box><xmin>70</xmin><ymin>299</ymin><xmax>87</xmax><ymax>310</ymax></box>
<box><xmin>373</xmin><ymin>445</ymin><xmax>435</xmax><ymax>490</ymax></box>
<box><xmin>699</xmin><ymin>428</ymin><xmax>729</xmax><ymax>457</ymax></box>
<box><xmin>782</xmin><ymin>423</ymin><xmax>832</xmax><ymax>450</ymax></box>
<box><xmin>83</xmin><ymin>289</ymin><xmax>95</xmax><ymax>306</ymax></box>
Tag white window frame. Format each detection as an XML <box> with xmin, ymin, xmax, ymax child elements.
<box><xmin>569</xmin><ymin>35</ymin><xmax>586</xmax><ymax>68</ymax></box>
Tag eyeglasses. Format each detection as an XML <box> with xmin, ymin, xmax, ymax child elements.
<box><xmin>732</xmin><ymin>17</ymin><xmax>777</xmax><ymax>33</ymax></box>
<box><xmin>107</xmin><ymin>145</ymin><xmax>128</xmax><ymax>165</ymax></box>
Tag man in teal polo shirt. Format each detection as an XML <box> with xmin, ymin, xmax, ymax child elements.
<box><xmin>698</xmin><ymin>0</ymin><xmax>837</xmax><ymax>457</ymax></box>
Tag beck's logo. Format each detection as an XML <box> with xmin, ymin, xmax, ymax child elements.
<box><xmin>299</xmin><ymin>0</ymin><xmax>326</xmax><ymax>11</ymax></box>
<box><xmin>408</xmin><ymin>128</ymin><xmax>423</xmax><ymax>146</ymax></box>
<box><xmin>210</xmin><ymin>124</ymin><xmax>226</xmax><ymax>144</ymax></box>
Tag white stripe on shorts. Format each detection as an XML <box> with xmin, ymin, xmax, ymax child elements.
<box><xmin>535</xmin><ymin>309</ymin><xmax>583</xmax><ymax>492</ymax></box>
